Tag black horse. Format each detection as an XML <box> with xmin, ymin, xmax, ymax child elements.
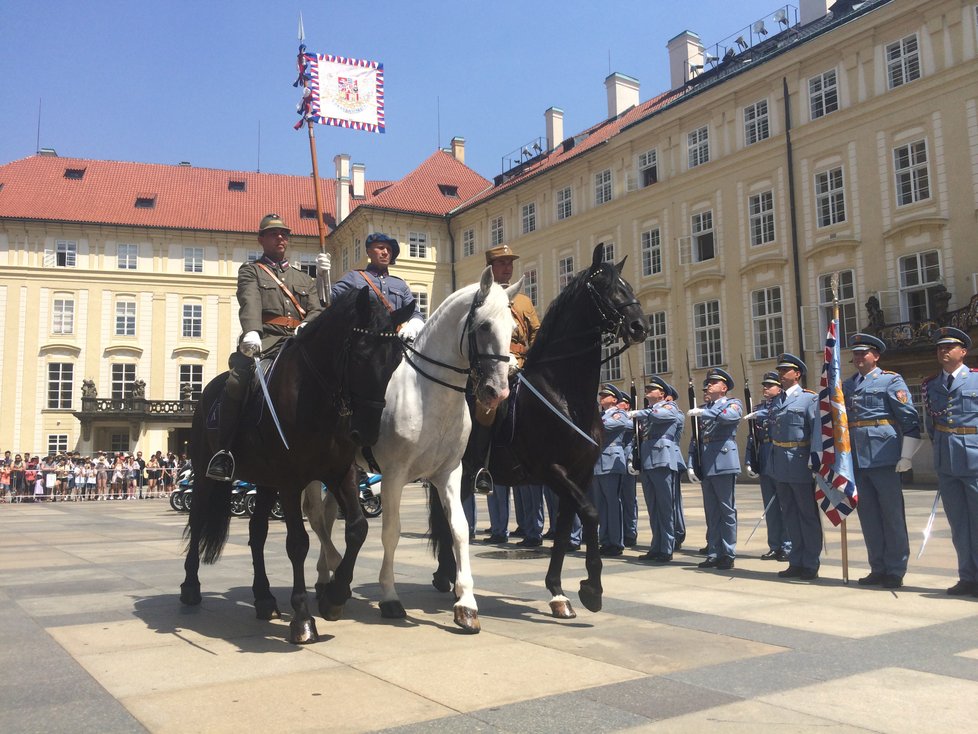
<box><xmin>180</xmin><ymin>287</ymin><xmax>413</xmax><ymax>643</ymax></box>
<box><xmin>430</xmin><ymin>244</ymin><xmax>648</xmax><ymax>619</ymax></box>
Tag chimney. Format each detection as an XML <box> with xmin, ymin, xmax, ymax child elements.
<box><xmin>667</xmin><ymin>30</ymin><xmax>704</xmax><ymax>89</ymax></box>
<box><xmin>334</xmin><ymin>153</ymin><xmax>350</xmax><ymax>224</ymax></box>
<box><xmin>450</xmin><ymin>136</ymin><xmax>465</xmax><ymax>164</ymax></box>
<box><xmin>351</xmin><ymin>163</ymin><xmax>365</xmax><ymax>198</ymax></box>
<box><xmin>605</xmin><ymin>73</ymin><xmax>640</xmax><ymax>118</ymax></box>
<box><xmin>801</xmin><ymin>0</ymin><xmax>832</xmax><ymax>24</ymax></box>
<box><xmin>545</xmin><ymin>107</ymin><xmax>564</xmax><ymax>152</ymax></box>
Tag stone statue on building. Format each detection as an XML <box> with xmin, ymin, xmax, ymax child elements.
<box><xmin>131</xmin><ymin>379</ymin><xmax>146</xmax><ymax>399</ymax></box>
<box><xmin>180</xmin><ymin>382</ymin><xmax>194</xmax><ymax>401</ymax></box>
<box><xmin>866</xmin><ymin>295</ymin><xmax>885</xmax><ymax>332</ymax></box>
<box><xmin>933</xmin><ymin>284</ymin><xmax>952</xmax><ymax>320</ymax></box>
<box><xmin>81</xmin><ymin>379</ymin><xmax>97</xmax><ymax>398</ymax></box>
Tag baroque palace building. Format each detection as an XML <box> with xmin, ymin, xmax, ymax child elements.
<box><xmin>2</xmin><ymin>0</ymin><xmax>977</xmax><ymax>480</ymax></box>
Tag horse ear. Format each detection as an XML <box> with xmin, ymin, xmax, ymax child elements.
<box><xmin>591</xmin><ymin>243</ymin><xmax>604</xmax><ymax>269</ymax></box>
<box><xmin>392</xmin><ymin>299</ymin><xmax>415</xmax><ymax>327</ymax></box>
<box><xmin>615</xmin><ymin>256</ymin><xmax>627</xmax><ymax>274</ymax></box>
<box><xmin>356</xmin><ymin>285</ymin><xmax>372</xmax><ymax>315</ymax></box>
<box><xmin>505</xmin><ymin>275</ymin><xmax>525</xmax><ymax>301</ymax></box>
<box><xmin>479</xmin><ymin>266</ymin><xmax>494</xmax><ymax>298</ymax></box>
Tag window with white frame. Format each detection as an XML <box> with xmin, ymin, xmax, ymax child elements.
<box><xmin>694</xmin><ymin>300</ymin><xmax>723</xmax><ymax>368</ymax></box>
<box><xmin>691</xmin><ymin>210</ymin><xmax>716</xmax><ymax>262</ymax></box>
<box><xmin>558</xmin><ymin>255</ymin><xmax>575</xmax><ymax>291</ymax></box>
<box><xmin>48</xmin><ymin>434</ymin><xmax>68</xmax><ymax>455</ymax></box>
<box><xmin>115</xmin><ymin>299</ymin><xmax>136</xmax><ymax>337</ymax></box>
<box><xmin>744</xmin><ymin>99</ymin><xmax>770</xmax><ymax>146</ymax></box>
<box><xmin>55</xmin><ymin>240</ymin><xmax>77</xmax><ymax>267</ymax></box>
<box><xmin>594</xmin><ymin>169</ymin><xmax>613</xmax><ymax>205</ymax></box>
<box><xmin>182</xmin><ymin>303</ymin><xmax>202</xmax><ymax>338</ymax></box>
<box><xmin>899</xmin><ymin>250</ymin><xmax>942</xmax><ymax>322</ymax></box>
<box><xmin>246</xmin><ymin>251</ymin><xmax>261</xmax><ymax>263</ymax></box>
<box><xmin>644</xmin><ymin>311</ymin><xmax>668</xmax><ymax>374</ymax></box>
<box><xmin>523</xmin><ymin>267</ymin><xmax>539</xmax><ymax>307</ymax></box>
<box><xmin>556</xmin><ymin>186</ymin><xmax>573</xmax><ymax>220</ymax></box>
<box><xmin>818</xmin><ymin>271</ymin><xmax>857</xmax><ymax>346</ymax></box>
<box><xmin>886</xmin><ymin>34</ymin><xmax>921</xmax><ymax>89</ymax></box>
<box><xmin>815</xmin><ymin>167</ymin><xmax>846</xmax><ymax>227</ymax></box>
<box><xmin>294</xmin><ymin>253</ymin><xmax>316</xmax><ymax>278</ymax></box>
<box><xmin>687</xmin><ymin>126</ymin><xmax>710</xmax><ymax>168</ymax></box>
<box><xmin>521</xmin><ymin>202</ymin><xmax>537</xmax><ymax>234</ymax></box>
<box><xmin>600</xmin><ymin>344</ymin><xmax>622</xmax><ymax>382</ymax></box>
<box><xmin>117</xmin><ymin>243</ymin><xmax>138</xmax><ymax>270</ymax></box>
<box><xmin>179</xmin><ymin>364</ymin><xmax>203</xmax><ymax>401</ymax></box>
<box><xmin>47</xmin><ymin>363</ymin><xmax>73</xmax><ymax>409</ymax></box>
<box><xmin>411</xmin><ymin>289</ymin><xmax>429</xmax><ymax>318</ymax></box>
<box><xmin>109</xmin><ymin>433</ymin><xmax>130</xmax><ymax>453</ymax></box>
<box><xmin>809</xmin><ymin>69</ymin><xmax>839</xmax><ymax>120</ymax></box>
<box><xmin>749</xmin><ymin>191</ymin><xmax>776</xmax><ymax>246</ymax></box>
<box><xmin>342</xmin><ymin>246</ymin><xmax>349</xmax><ymax>273</ymax></box>
<box><xmin>52</xmin><ymin>296</ymin><xmax>74</xmax><ymax>335</ymax></box>
<box><xmin>751</xmin><ymin>287</ymin><xmax>785</xmax><ymax>359</ymax></box>
<box><xmin>894</xmin><ymin>140</ymin><xmax>930</xmax><ymax>206</ymax></box>
<box><xmin>409</xmin><ymin>232</ymin><xmax>428</xmax><ymax>258</ymax></box>
<box><xmin>183</xmin><ymin>247</ymin><xmax>203</xmax><ymax>273</ymax></box>
<box><xmin>490</xmin><ymin>216</ymin><xmax>504</xmax><ymax>246</ymax></box>
<box><xmin>462</xmin><ymin>228</ymin><xmax>475</xmax><ymax>258</ymax></box>
<box><xmin>601</xmin><ymin>242</ymin><xmax>615</xmax><ymax>263</ymax></box>
<box><xmin>641</xmin><ymin>228</ymin><xmax>662</xmax><ymax>276</ymax></box>
<box><xmin>111</xmin><ymin>363</ymin><xmax>137</xmax><ymax>400</ymax></box>
<box><xmin>354</xmin><ymin>238</ymin><xmax>362</xmax><ymax>263</ymax></box>
<box><xmin>638</xmin><ymin>149</ymin><xmax>658</xmax><ymax>187</ymax></box>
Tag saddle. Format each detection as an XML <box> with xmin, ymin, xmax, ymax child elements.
<box><xmin>205</xmin><ymin>340</ymin><xmax>294</xmax><ymax>431</ymax></box>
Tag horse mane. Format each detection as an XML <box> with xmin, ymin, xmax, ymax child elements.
<box><xmin>525</xmin><ymin>262</ymin><xmax>606</xmax><ymax>362</ymax></box>
<box><xmin>412</xmin><ymin>280</ymin><xmax>503</xmax><ymax>352</ymax></box>
<box><xmin>295</xmin><ymin>287</ymin><xmax>389</xmax><ymax>344</ymax></box>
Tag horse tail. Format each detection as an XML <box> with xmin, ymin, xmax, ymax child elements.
<box><xmin>426</xmin><ymin>481</ymin><xmax>450</xmax><ymax>559</ymax></box>
<box><xmin>183</xmin><ymin>476</ymin><xmax>233</xmax><ymax>564</ymax></box>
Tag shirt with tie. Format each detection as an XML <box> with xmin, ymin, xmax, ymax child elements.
<box><xmin>923</xmin><ymin>364</ymin><xmax>978</xmax><ymax>477</ymax></box>
<box><xmin>842</xmin><ymin>366</ymin><xmax>920</xmax><ymax>469</ymax></box>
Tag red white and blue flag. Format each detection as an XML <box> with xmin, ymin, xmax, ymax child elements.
<box><xmin>813</xmin><ymin>318</ymin><xmax>858</xmax><ymax>526</ymax></box>
<box><xmin>295</xmin><ymin>52</ymin><xmax>385</xmax><ymax>133</ymax></box>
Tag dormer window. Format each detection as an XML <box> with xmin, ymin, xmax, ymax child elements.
<box><xmin>228</xmin><ymin>179</ymin><xmax>246</xmax><ymax>191</ymax></box>
<box><xmin>438</xmin><ymin>184</ymin><xmax>459</xmax><ymax>198</ymax></box>
<box><xmin>135</xmin><ymin>196</ymin><xmax>156</xmax><ymax>209</ymax></box>
<box><xmin>64</xmin><ymin>168</ymin><xmax>86</xmax><ymax>180</ymax></box>
<box><xmin>300</xmin><ymin>208</ymin><xmax>318</xmax><ymax>219</ymax></box>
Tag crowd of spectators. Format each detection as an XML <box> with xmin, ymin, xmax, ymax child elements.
<box><xmin>0</xmin><ymin>450</ymin><xmax>191</xmax><ymax>503</ymax></box>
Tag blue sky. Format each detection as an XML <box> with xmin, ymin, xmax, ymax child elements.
<box><xmin>1</xmin><ymin>0</ymin><xmax>783</xmax><ymax>181</ymax></box>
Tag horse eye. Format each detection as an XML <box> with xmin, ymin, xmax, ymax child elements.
<box><xmin>478</xmin><ymin>322</ymin><xmax>491</xmax><ymax>332</ymax></box>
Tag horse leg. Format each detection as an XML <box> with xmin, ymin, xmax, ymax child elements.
<box><xmin>280</xmin><ymin>489</ymin><xmax>318</xmax><ymax>644</ymax></box>
<box><xmin>428</xmin><ymin>481</ymin><xmax>458</xmax><ymax>593</ymax></box>
<box><xmin>433</xmin><ymin>467</ymin><xmax>480</xmax><ymax>634</ymax></box>
<box><xmin>321</xmin><ymin>467</ymin><xmax>368</xmax><ymax>621</ymax></box>
<box><xmin>249</xmin><ymin>486</ymin><xmax>281</xmax><ymax>620</ymax></box>
<box><xmin>378</xmin><ymin>474</ymin><xmax>407</xmax><ymax>619</ymax></box>
<box><xmin>302</xmin><ymin>482</ymin><xmax>342</xmax><ymax>618</ymax></box>
<box><xmin>180</xmin><ymin>496</ymin><xmax>204</xmax><ymax>606</ymax></box>
<box><xmin>546</xmin><ymin>501</ymin><xmax>579</xmax><ymax>619</ymax></box>
<box><xmin>548</xmin><ymin>464</ymin><xmax>603</xmax><ymax>614</ymax></box>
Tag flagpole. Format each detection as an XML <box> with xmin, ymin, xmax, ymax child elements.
<box><xmin>831</xmin><ymin>271</ymin><xmax>850</xmax><ymax>584</ymax></box>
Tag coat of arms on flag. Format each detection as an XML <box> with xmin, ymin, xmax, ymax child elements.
<box><xmin>295</xmin><ymin>52</ymin><xmax>385</xmax><ymax>133</ymax></box>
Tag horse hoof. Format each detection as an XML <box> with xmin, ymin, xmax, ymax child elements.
<box><xmin>578</xmin><ymin>581</ymin><xmax>603</xmax><ymax>613</ymax></box>
<box><xmin>380</xmin><ymin>600</ymin><xmax>407</xmax><ymax>619</ymax></box>
<box><xmin>318</xmin><ymin>598</ymin><xmax>343</xmax><ymax>622</ymax></box>
<box><xmin>453</xmin><ymin>606</ymin><xmax>481</xmax><ymax>634</ymax></box>
<box><xmin>254</xmin><ymin>598</ymin><xmax>281</xmax><ymax>620</ymax></box>
<box><xmin>431</xmin><ymin>573</ymin><xmax>454</xmax><ymax>594</ymax></box>
<box><xmin>179</xmin><ymin>584</ymin><xmax>201</xmax><ymax>606</ymax></box>
<box><xmin>549</xmin><ymin>598</ymin><xmax>577</xmax><ymax>619</ymax></box>
<box><xmin>289</xmin><ymin>617</ymin><xmax>319</xmax><ymax>644</ymax></box>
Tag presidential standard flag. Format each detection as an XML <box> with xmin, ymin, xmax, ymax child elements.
<box><xmin>812</xmin><ymin>318</ymin><xmax>858</xmax><ymax>526</ymax></box>
<box><xmin>295</xmin><ymin>50</ymin><xmax>385</xmax><ymax>133</ymax></box>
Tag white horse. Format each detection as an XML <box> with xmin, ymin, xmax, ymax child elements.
<box><xmin>304</xmin><ymin>267</ymin><xmax>521</xmax><ymax>633</ymax></box>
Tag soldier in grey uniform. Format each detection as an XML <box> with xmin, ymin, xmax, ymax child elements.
<box><xmin>768</xmin><ymin>353</ymin><xmax>821</xmax><ymax>581</ymax></box>
<box><xmin>206</xmin><ymin>214</ymin><xmax>323</xmax><ymax>481</ymax></box>
<box><xmin>666</xmin><ymin>384</ymin><xmax>688</xmax><ymax>549</ymax></box>
<box><xmin>922</xmin><ymin>327</ymin><xmax>978</xmax><ymax>597</ymax></box>
<box><xmin>629</xmin><ymin>376</ymin><xmax>685</xmax><ymax>562</ymax></box>
<box><xmin>842</xmin><ymin>333</ymin><xmax>922</xmax><ymax>589</ymax></box>
<box><xmin>745</xmin><ymin>371</ymin><xmax>791</xmax><ymax>561</ymax></box>
<box><xmin>592</xmin><ymin>384</ymin><xmax>633</xmax><ymax>557</ymax></box>
<box><xmin>688</xmin><ymin>368</ymin><xmax>743</xmax><ymax>570</ymax></box>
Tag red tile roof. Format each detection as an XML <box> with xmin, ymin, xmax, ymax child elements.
<box><xmin>0</xmin><ymin>155</ymin><xmax>392</xmax><ymax>236</ymax></box>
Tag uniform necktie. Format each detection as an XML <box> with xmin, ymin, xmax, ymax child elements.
<box><xmin>946</xmin><ymin>373</ymin><xmax>954</xmax><ymax>390</ymax></box>
<box><xmin>856</xmin><ymin>374</ymin><xmax>864</xmax><ymax>387</ymax></box>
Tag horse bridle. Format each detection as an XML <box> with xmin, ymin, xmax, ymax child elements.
<box><xmin>400</xmin><ymin>290</ymin><xmax>510</xmax><ymax>393</ymax></box>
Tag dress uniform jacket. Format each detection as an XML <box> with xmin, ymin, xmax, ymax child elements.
<box><xmin>592</xmin><ymin>406</ymin><xmax>633</xmax><ymax>550</ymax></box>
<box><xmin>509</xmin><ymin>292</ymin><xmax>540</xmax><ymax>370</ymax></box>
<box><xmin>765</xmin><ymin>387</ymin><xmax>818</xmax><ymax>482</ymax></box>
<box><xmin>745</xmin><ymin>401</ymin><xmax>773</xmax><ymax>474</ymax></box>
<box><xmin>842</xmin><ymin>367</ymin><xmax>920</xmax><ymax>468</ymax></box>
<box><xmin>237</xmin><ymin>257</ymin><xmax>322</xmax><ymax>355</ymax></box>
<box><xmin>595</xmin><ymin>407</ymin><xmax>633</xmax><ymax>474</ymax></box>
<box><xmin>331</xmin><ymin>265</ymin><xmax>423</xmax><ymax>324</ymax></box>
<box><xmin>747</xmin><ymin>399</ymin><xmax>791</xmax><ymax>555</ymax></box>
<box><xmin>690</xmin><ymin>397</ymin><xmax>743</xmax><ymax>477</ymax></box>
<box><xmin>924</xmin><ymin>367</ymin><xmax>978</xmax><ymax>475</ymax></box>
<box><xmin>634</xmin><ymin>401</ymin><xmax>685</xmax><ymax>470</ymax></box>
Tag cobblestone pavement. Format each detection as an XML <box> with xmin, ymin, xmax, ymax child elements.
<box><xmin>2</xmin><ymin>481</ymin><xmax>977</xmax><ymax>733</ymax></box>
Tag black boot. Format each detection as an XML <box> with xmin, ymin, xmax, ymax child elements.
<box><xmin>462</xmin><ymin>411</ymin><xmax>495</xmax><ymax>495</ymax></box>
<box><xmin>205</xmin><ymin>394</ymin><xmax>242</xmax><ymax>481</ymax></box>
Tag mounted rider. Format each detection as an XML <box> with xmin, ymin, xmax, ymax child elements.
<box><xmin>206</xmin><ymin>214</ymin><xmax>323</xmax><ymax>482</ymax></box>
<box><xmin>461</xmin><ymin>244</ymin><xmax>541</xmax><ymax>495</ymax></box>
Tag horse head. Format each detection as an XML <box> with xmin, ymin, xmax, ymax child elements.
<box><xmin>345</xmin><ymin>287</ymin><xmax>413</xmax><ymax>446</ymax></box>
<box><xmin>465</xmin><ymin>266</ymin><xmax>516</xmax><ymax>409</ymax></box>
<box><xmin>587</xmin><ymin>244</ymin><xmax>648</xmax><ymax>345</ymax></box>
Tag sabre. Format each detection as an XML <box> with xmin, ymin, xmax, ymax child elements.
<box><xmin>916</xmin><ymin>489</ymin><xmax>941</xmax><ymax>559</ymax></box>
<box><xmin>744</xmin><ymin>494</ymin><xmax>777</xmax><ymax>546</ymax></box>
<box><xmin>254</xmin><ymin>356</ymin><xmax>290</xmax><ymax>450</ymax></box>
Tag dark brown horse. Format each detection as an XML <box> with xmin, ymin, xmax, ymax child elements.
<box><xmin>180</xmin><ymin>286</ymin><xmax>413</xmax><ymax>643</ymax></box>
<box><xmin>430</xmin><ymin>244</ymin><xmax>648</xmax><ymax>618</ymax></box>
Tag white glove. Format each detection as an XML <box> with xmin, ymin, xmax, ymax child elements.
<box><xmin>687</xmin><ymin>408</ymin><xmax>705</xmax><ymax>418</ymax></box>
<box><xmin>687</xmin><ymin>467</ymin><xmax>699</xmax><ymax>483</ymax></box>
<box><xmin>239</xmin><ymin>331</ymin><xmax>261</xmax><ymax>357</ymax></box>
<box><xmin>316</xmin><ymin>253</ymin><xmax>331</xmax><ymax>273</ymax></box>
<box><xmin>744</xmin><ymin>410</ymin><xmax>761</xmax><ymax>421</ymax></box>
<box><xmin>398</xmin><ymin>318</ymin><xmax>423</xmax><ymax>343</ymax></box>
<box><xmin>747</xmin><ymin>468</ymin><xmax>759</xmax><ymax>479</ymax></box>
<box><xmin>896</xmin><ymin>436</ymin><xmax>923</xmax><ymax>473</ymax></box>
<box><xmin>626</xmin><ymin>410</ymin><xmax>642</xmax><ymax>419</ymax></box>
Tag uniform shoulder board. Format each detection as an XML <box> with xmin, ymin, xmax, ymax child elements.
<box><xmin>803</xmin><ymin>388</ymin><xmax>817</xmax><ymax>394</ymax></box>
<box><xmin>972</xmin><ymin>368</ymin><xmax>978</xmax><ymax>372</ymax></box>
<box><xmin>881</xmin><ymin>369</ymin><xmax>898</xmax><ymax>376</ymax></box>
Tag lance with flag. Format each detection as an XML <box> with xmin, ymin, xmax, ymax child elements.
<box><xmin>812</xmin><ymin>272</ymin><xmax>859</xmax><ymax>582</ymax></box>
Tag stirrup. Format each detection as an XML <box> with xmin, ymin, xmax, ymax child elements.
<box><xmin>473</xmin><ymin>467</ymin><xmax>494</xmax><ymax>495</ymax></box>
<box><xmin>205</xmin><ymin>450</ymin><xmax>235</xmax><ymax>482</ymax></box>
